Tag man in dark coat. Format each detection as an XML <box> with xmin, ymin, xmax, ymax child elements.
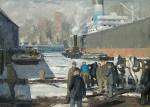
<box><xmin>69</xmin><ymin>68</ymin><xmax>86</xmax><ymax>107</ymax></box>
<box><xmin>89</xmin><ymin>62</ymin><xmax>97</xmax><ymax>87</ymax></box>
<box><xmin>140</xmin><ymin>62</ymin><xmax>150</xmax><ymax>105</ymax></box>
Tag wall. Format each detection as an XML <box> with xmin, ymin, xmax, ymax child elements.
<box><xmin>0</xmin><ymin>13</ymin><xmax>19</xmax><ymax>49</ymax></box>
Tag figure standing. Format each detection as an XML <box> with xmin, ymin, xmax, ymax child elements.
<box><xmin>89</xmin><ymin>62</ymin><xmax>97</xmax><ymax>87</ymax></box>
<box><xmin>106</xmin><ymin>62</ymin><xmax>118</xmax><ymax>97</ymax></box>
<box><xmin>80</xmin><ymin>62</ymin><xmax>90</xmax><ymax>88</ymax></box>
<box><xmin>96</xmin><ymin>60</ymin><xmax>107</xmax><ymax>93</ymax></box>
<box><xmin>69</xmin><ymin>68</ymin><xmax>86</xmax><ymax>107</ymax></box>
<box><xmin>66</xmin><ymin>61</ymin><xmax>77</xmax><ymax>103</ymax></box>
<box><xmin>140</xmin><ymin>62</ymin><xmax>150</xmax><ymax>105</ymax></box>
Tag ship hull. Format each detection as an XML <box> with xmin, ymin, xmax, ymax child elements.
<box><xmin>82</xmin><ymin>48</ymin><xmax>150</xmax><ymax>57</ymax></box>
<box><xmin>79</xmin><ymin>17</ymin><xmax>150</xmax><ymax>57</ymax></box>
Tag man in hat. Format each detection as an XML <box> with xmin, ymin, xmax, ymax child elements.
<box><xmin>69</xmin><ymin>68</ymin><xmax>86</xmax><ymax>107</ymax></box>
<box><xmin>66</xmin><ymin>61</ymin><xmax>77</xmax><ymax>103</ymax></box>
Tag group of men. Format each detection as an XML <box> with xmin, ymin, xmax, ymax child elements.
<box><xmin>66</xmin><ymin>59</ymin><xmax>150</xmax><ymax>107</ymax></box>
<box><xmin>66</xmin><ymin>61</ymin><xmax>86</xmax><ymax>107</ymax></box>
<box><xmin>96</xmin><ymin>60</ymin><xmax>119</xmax><ymax>97</ymax></box>
<box><xmin>66</xmin><ymin>60</ymin><xmax>116</xmax><ymax>107</ymax></box>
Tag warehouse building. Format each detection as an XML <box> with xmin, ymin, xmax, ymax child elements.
<box><xmin>0</xmin><ymin>9</ymin><xmax>19</xmax><ymax>49</ymax></box>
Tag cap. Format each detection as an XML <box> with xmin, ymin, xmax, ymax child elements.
<box><xmin>72</xmin><ymin>61</ymin><xmax>76</xmax><ymax>65</ymax></box>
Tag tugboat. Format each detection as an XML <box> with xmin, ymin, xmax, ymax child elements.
<box><xmin>62</xmin><ymin>35</ymin><xmax>82</xmax><ymax>58</ymax></box>
<box><xmin>12</xmin><ymin>47</ymin><xmax>43</xmax><ymax>65</ymax></box>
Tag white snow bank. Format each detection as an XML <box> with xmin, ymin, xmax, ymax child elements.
<box><xmin>122</xmin><ymin>92</ymin><xmax>141</xmax><ymax>98</ymax></box>
<box><xmin>30</xmin><ymin>83</ymin><xmax>67</xmax><ymax>99</ymax></box>
<box><xmin>52</xmin><ymin>104</ymin><xmax>69</xmax><ymax>107</ymax></box>
<box><xmin>43</xmin><ymin>53</ymin><xmax>96</xmax><ymax>79</ymax></box>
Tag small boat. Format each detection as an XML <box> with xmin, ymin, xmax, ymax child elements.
<box><xmin>12</xmin><ymin>49</ymin><xmax>43</xmax><ymax>65</ymax></box>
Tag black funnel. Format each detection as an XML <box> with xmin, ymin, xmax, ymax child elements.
<box><xmin>74</xmin><ymin>35</ymin><xmax>77</xmax><ymax>47</ymax></box>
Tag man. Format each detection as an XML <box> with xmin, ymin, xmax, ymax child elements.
<box><xmin>69</xmin><ymin>68</ymin><xmax>86</xmax><ymax>107</ymax></box>
<box><xmin>106</xmin><ymin>62</ymin><xmax>117</xmax><ymax>97</ymax></box>
<box><xmin>140</xmin><ymin>62</ymin><xmax>150</xmax><ymax>105</ymax></box>
<box><xmin>96</xmin><ymin>60</ymin><xmax>107</xmax><ymax>93</ymax></box>
<box><xmin>89</xmin><ymin>62</ymin><xmax>97</xmax><ymax>87</ymax></box>
<box><xmin>66</xmin><ymin>61</ymin><xmax>77</xmax><ymax>103</ymax></box>
<box><xmin>80</xmin><ymin>62</ymin><xmax>90</xmax><ymax>88</ymax></box>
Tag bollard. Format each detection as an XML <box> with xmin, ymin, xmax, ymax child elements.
<box><xmin>39</xmin><ymin>68</ymin><xmax>45</xmax><ymax>80</ymax></box>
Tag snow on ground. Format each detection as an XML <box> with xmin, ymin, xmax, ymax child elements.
<box><xmin>30</xmin><ymin>83</ymin><xmax>67</xmax><ymax>99</ymax></box>
<box><xmin>43</xmin><ymin>53</ymin><xmax>71</xmax><ymax>79</ymax></box>
<box><xmin>44</xmin><ymin>52</ymin><xmax>96</xmax><ymax>79</ymax></box>
<box><xmin>122</xmin><ymin>92</ymin><xmax>141</xmax><ymax>98</ymax></box>
<box><xmin>0</xmin><ymin>52</ymin><xmax>143</xmax><ymax>102</ymax></box>
<box><xmin>52</xmin><ymin>104</ymin><xmax>69</xmax><ymax>107</ymax></box>
<box><xmin>30</xmin><ymin>82</ymin><xmax>94</xmax><ymax>99</ymax></box>
<box><xmin>29</xmin><ymin>52</ymin><xmax>98</xmax><ymax>99</ymax></box>
<box><xmin>0</xmin><ymin>52</ymin><xmax>96</xmax><ymax>100</ymax></box>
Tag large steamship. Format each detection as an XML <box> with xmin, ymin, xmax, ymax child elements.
<box><xmin>78</xmin><ymin>0</ymin><xmax>150</xmax><ymax>57</ymax></box>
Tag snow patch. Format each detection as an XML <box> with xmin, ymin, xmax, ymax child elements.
<box><xmin>30</xmin><ymin>83</ymin><xmax>67</xmax><ymax>99</ymax></box>
<box><xmin>122</xmin><ymin>92</ymin><xmax>141</xmax><ymax>98</ymax></box>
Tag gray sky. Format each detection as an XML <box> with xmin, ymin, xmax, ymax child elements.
<box><xmin>0</xmin><ymin>0</ymin><xmax>92</xmax><ymax>26</ymax></box>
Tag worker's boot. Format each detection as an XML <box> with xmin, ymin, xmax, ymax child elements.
<box><xmin>148</xmin><ymin>93</ymin><xmax>150</xmax><ymax>103</ymax></box>
<box><xmin>65</xmin><ymin>95</ymin><xmax>70</xmax><ymax>104</ymax></box>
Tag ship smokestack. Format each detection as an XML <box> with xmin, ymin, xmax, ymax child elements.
<box><xmin>92</xmin><ymin>0</ymin><xmax>104</xmax><ymax>15</ymax></box>
<box><xmin>74</xmin><ymin>35</ymin><xmax>78</xmax><ymax>47</ymax></box>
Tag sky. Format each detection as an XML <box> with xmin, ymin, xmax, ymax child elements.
<box><xmin>0</xmin><ymin>0</ymin><xmax>93</xmax><ymax>26</ymax></box>
<box><xmin>1</xmin><ymin>0</ymin><xmax>150</xmax><ymax>43</ymax></box>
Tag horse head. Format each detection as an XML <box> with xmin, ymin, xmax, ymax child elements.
<box><xmin>129</xmin><ymin>56</ymin><xmax>140</xmax><ymax>72</ymax></box>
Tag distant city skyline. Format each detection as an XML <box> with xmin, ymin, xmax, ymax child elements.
<box><xmin>1</xmin><ymin>0</ymin><xmax>150</xmax><ymax>43</ymax></box>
